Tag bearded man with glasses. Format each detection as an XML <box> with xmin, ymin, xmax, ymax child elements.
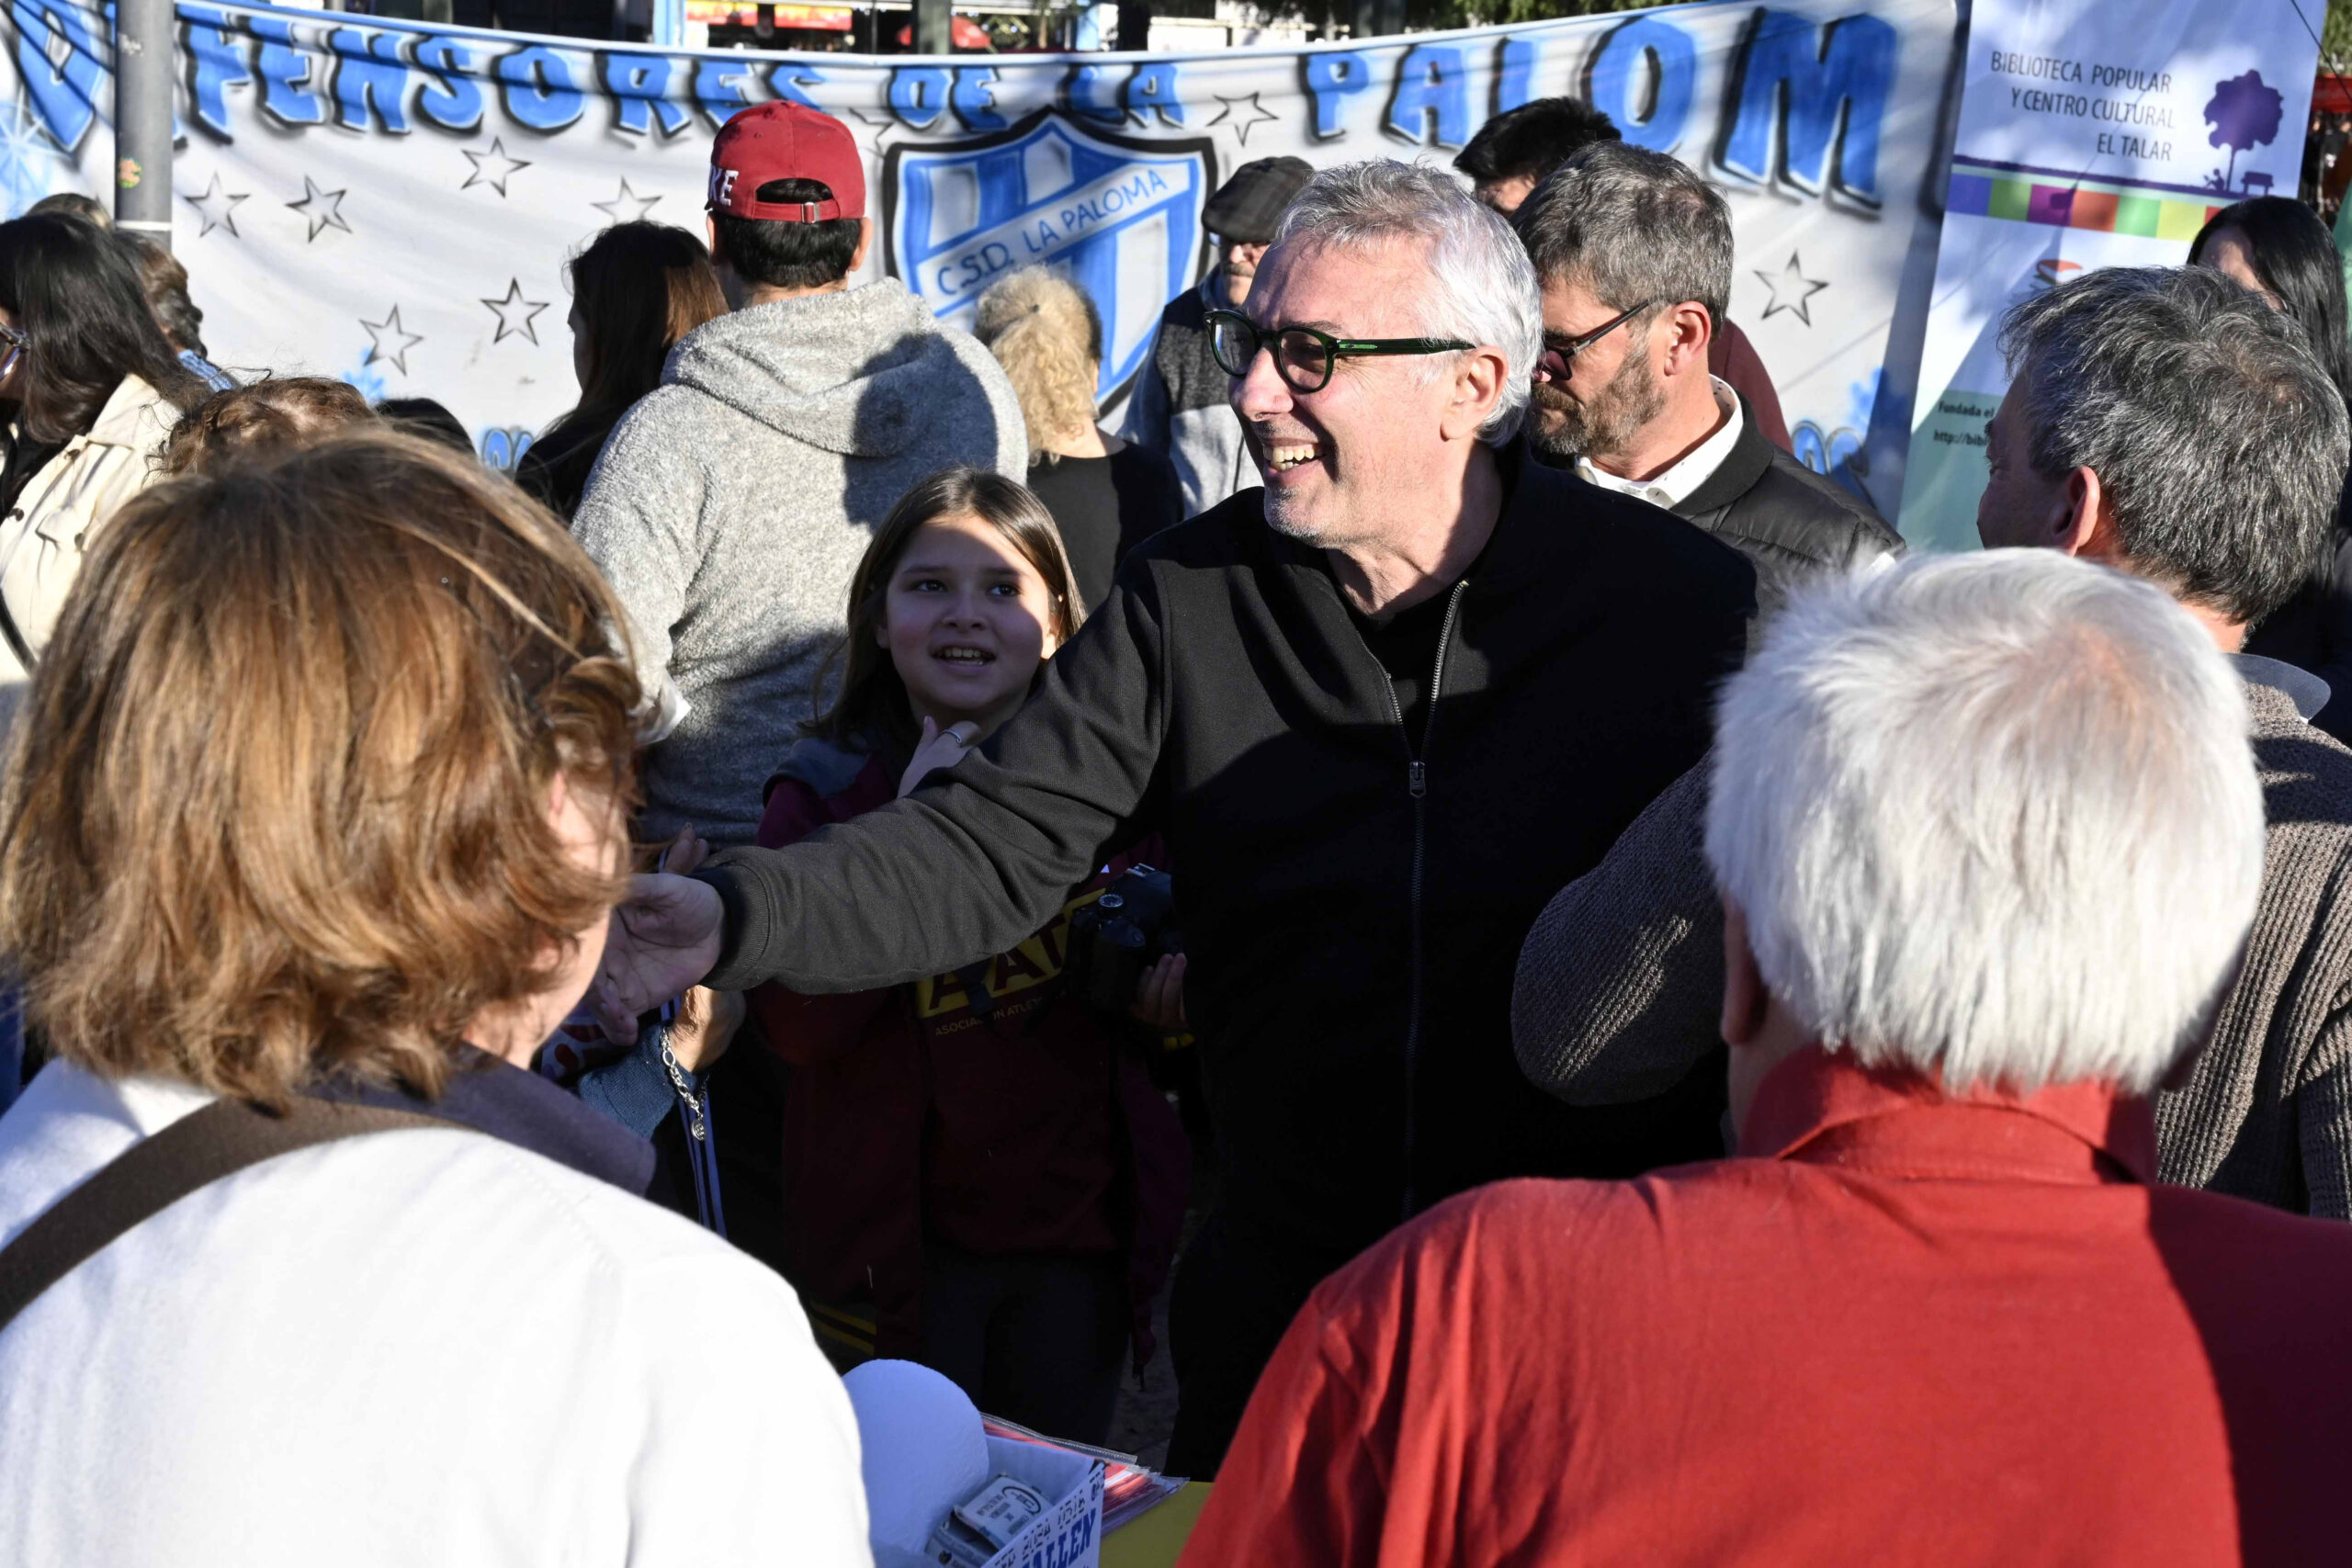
<box><xmin>1516</xmin><ymin>141</ymin><xmax>1899</xmax><ymax>617</ymax></box>
<box><xmin>591</xmin><ymin>159</ymin><xmax>1754</xmax><ymax>1474</ymax></box>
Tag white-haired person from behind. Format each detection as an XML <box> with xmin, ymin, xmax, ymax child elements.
<box><xmin>1180</xmin><ymin>550</ymin><xmax>2352</xmax><ymax>1568</ymax></box>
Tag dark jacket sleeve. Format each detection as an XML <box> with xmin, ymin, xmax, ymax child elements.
<box><xmin>698</xmin><ymin>566</ymin><xmax>1169</xmax><ymax>994</ymax></box>
<box><xmin>2305</xmin><ymin>529</ymin><xmax>2352</xmax><ymax>745</ymax></box>
<box><xmin>1511</xmin><ymin>762</ymin><xmax>1729</xmax><ymax>1105</ymax></box>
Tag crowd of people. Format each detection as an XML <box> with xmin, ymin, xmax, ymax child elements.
<box><xmin>4</xmin><ymin>84</ymin><xmax>2352</xmax><ymax>1566</ymax></box>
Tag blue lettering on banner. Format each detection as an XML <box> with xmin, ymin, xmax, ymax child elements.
<box><xmin>496</xmin><ymin>43</ymin><xmax>585</xmax><ymax>132</ymax></box>
<box><xmin>252</xmin><ymin>14</ymin><xmax>325</xmax><ymax>127</ymax></box>
<box><xmin>329</xmin><ymin>28</ymin><xmax>412</xmax><ymax>134</ymax></box>
<box><xmin>1125</xmin><ymin>61</ymin><xmax>1182</xmax><ymax>126</ymax></box>
<box><xmin>952</xmin><ymin>65</ymin><xmax>1007</xmax><ymax>131</ymax></box>
<box><xmin>1586</xmin><ymin>17</ymin><xmax>1694</xmax><ymax>152</ymax></box>
<box><xmin>604</xmin><ymin>52</ymin><xmax>690</xmax><ymax>136</ymax></box>
<box><xmin>890</xmin><ymin>64</ymin><xmax>952</xmax><ymax>130</ymax></box>
<box><xmin>695</xmin><ymin>53</ymin><xmax>764</xmax><ymax>123</ymax></box>
<box><xmin>1386</xmin><ymin>42</ymin><xmax>1467</xmax><ymax>147</ymax></box>
<box><xmin>1719</xmin><ymin>10</ymin><xmax>1896</xmax><ymax>203</ymax></box>
<box><xmin>1064</xmin><ymin>62</ymin><xmax>1121</xmax><ymax>123</ymax></box>
<box><xmin>414</xmin><ymin>33</ymin><xmax>484</xmax><ymax>131</ymax></box>
<box><xmin>770</xmin><ymin>68</ymin><xmax>823</xmax><ymax>109</ymax></box>
<box><xmin>1303</xmin><ymin>50</ymin><xmax>1367</xmax><ymax>139</ymax></box>
<box><xmin>11</xmin><ymin>0</ymin><xmax>104</xmax><ymax>149</ymax></box>
<box><xmin>1494</xmin><ymin>35</ymin><xmax>1536</xmax><ymax>115</ymax></box>
<box><xmin>886</xmin><ymin>111</ymin><xmax>1211</xmax><ymax>399</ymax></box>
<box><xmin>184</xmin><ymin>5</ymin><xmax>251</xmax><ymax>141</ymax></box>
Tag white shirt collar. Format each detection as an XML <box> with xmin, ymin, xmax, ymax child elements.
<box><xmin>1576</xmin><ymin>378</ymin><xmax>1745</xmax><ymax>512</ymax></box>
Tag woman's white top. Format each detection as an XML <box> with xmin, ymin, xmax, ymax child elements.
<box><xmin>0</xmin><ymin>1060</ymin><xmax>874</xmax><ymax>1567</ymax></box>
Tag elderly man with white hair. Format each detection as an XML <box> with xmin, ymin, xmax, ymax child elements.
<box><xmin>1516</xmin><ymin>265</ymin><xmax>2352</xmax><ymax>1220</ymax></box>
<box><xmin>1182</xmin><ymin>550</ymin><xmax>2352</xmax><ymax>1566</ymax></box>
<box><xmin>591</xmin><ymin>159</ymin><xmax>1755</xmax><ymax>1471</ymax></box>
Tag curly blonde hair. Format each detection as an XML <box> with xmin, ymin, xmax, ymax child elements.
<box><xmin>974</xmin><ymin>267</ymin><xmax>1104</xmax><ymax>463</ymax></box>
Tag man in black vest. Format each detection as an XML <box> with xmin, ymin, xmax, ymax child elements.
<box><xmin>1515</xmin><ymin>141</ymin><xmax>1899</xmax><ymax>615</ymax></box>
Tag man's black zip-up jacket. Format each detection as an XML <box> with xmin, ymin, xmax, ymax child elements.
<box><xmin>701</xmin><ymin>452</ymin><xmax>1756</xmax><ymax>1261</ymax></box>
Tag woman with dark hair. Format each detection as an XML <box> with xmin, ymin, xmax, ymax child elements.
<box><xmin>0</xmin><ymin>212</ymin><xmax>206</xmax><ymax>728</ymax></box>
<box><xmin>518</xmin><ymin>222</ymin><xmax>725</xmax><ymax>519</ymax></box>
<box><xmin>2191</xmin><ymin>197</ymin><xmax>2352</xmax><ymax>739</ymax></box>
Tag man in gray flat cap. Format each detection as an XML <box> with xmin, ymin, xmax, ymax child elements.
<box><xmin>1122</xmin><ymin>155</ymin><xmax>1315</xmax><ymax>516</ymax></box>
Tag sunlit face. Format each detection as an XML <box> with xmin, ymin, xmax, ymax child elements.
<box><xmin>1219</xmin><ymin>237</ymin><xmax>1271</xmax><ymax>307</ymax></box>
<box><xmin>1230</xmin><ymin>237</ymin><xmax>1464</xmax><ymax>549</ymax></box>
<box><xmin>879</xmin><ymin>514</ymin><xmax>1064</xmax><ymax>732</ymax></box>
<box><xmin>2197</xmin><ymin>228</ymin><xmax>2279</xmax><ymax>309</ymax></box>
<box><xmin>1975</xmin><ymin>381</ymin><xmax>2072</xmax><ymax>550</ymax></box>
<box><xmin>1527</xmin><ymin>275</ymin><xmax>1665</xmax><ymax>466</ymax></box>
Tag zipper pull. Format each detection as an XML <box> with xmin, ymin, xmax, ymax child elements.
<box><xmin>1408</xmin><ymin>760</ymin><xmax>1426</xmax><ymax>798</ymax></box>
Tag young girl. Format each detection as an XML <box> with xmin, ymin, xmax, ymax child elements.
<box><xmin>752</xmin><ymin>467</ymin><xmax>1187</xmax><ymax>1444</ymax></box>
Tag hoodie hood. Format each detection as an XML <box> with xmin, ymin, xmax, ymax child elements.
<box><xmin>664</xmin><ymin>277</ymin><xmax>959</xmax><ymax>459</ymax></box>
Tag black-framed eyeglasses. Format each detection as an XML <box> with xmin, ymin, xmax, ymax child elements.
<box><xmin>0</xmin><ymin>321</ymin><xmax>27</xmax><ymax>380</ymax></box>
<box><xmin>1204</xmin><ymin>307</ymin><xmax>1472</xmax><ymax>395</ymax></box>
<box><xmin>1533</xmin><ymin>302</ymin><xmax>1656</xmax><ymax>383</ymax></box>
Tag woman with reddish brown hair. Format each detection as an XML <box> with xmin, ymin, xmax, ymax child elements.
<box><xmin>519</xmin><ymin>221</ymin><xmax>726</xmax><ymax>519</ymax></box>
<box><xmin>0</xmin><ymin>433</ymin><xmax>867</xmax><ymax>1564</ymax></box>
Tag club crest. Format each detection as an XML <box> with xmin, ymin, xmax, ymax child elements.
<box><xmin>886</xmin><ymin>110</ymin><xmax>1216</xmax><ymax>402</ymax></box>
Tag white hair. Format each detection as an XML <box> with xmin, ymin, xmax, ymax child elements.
<box><xmin>1273</xmin><ymin>159</ymin><xmax>1542</xmax><ymax>445</ymax></box>
<box><xmin>1704</xmin><ymin>550</ymin><xmax>2264</xmax><ymax>1097</ymax></box>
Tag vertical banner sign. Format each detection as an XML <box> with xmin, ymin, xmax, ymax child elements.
<box><xmin>1898</xmin><ymin>0</ymin><xmax>2321</xmax><ymax>550</ymax></box>
<box><xmin>0</xmin><ymin>0</ymin><xmax>1951</xmax><ymax>491</ymax></box>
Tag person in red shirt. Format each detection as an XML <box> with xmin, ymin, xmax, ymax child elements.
<box><xmin>1182</xmin><ymin>549</ymin><xmax>2352</xmax><ymax>1567</ymax></box>
<box><xmin>750</xmin><ymin>467</ymin><xmax>1186</xmax><ymax>1444</ymax></box>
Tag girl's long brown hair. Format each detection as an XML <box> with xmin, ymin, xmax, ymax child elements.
<box><xmin>807</xmin><ymin>467</ymin><xmax>1083</xmax><ymax>757</ymax></box>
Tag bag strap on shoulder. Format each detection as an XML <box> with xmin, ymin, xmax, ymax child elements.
<box><xmin>0</xmin><ymin>1095</ymin><xmax>444</xmax><ymax>1336</ymax></box>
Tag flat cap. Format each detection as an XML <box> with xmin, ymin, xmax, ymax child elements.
<box><xmin>1202</xmin><ymin>156</ymin><xmax>1316</xmax><ymax>243</ymax></box>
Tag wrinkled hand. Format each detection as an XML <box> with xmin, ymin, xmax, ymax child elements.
<box><xmin>898</xmin><ymin>715</ymin><xmax>978</xmax><ymax>799</ymax></box>
<box><xmin>665</xmin><ymin>986</ymin><xmax>744</xmax><ymax>1074</ymax></box>
<box><xmin>1130</xmin><ymin>953</ymin><xmax>1188</xmax><ymax>1033</ymax></box>
<box><xmin>594</xmin><ymin>872</ymin><xmax>725</xmax><ymax>1039</ymax></box>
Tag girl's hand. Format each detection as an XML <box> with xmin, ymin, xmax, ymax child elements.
<box><xmin>898</xmin><ymin>715</ymin><xmax>979</xmax><ymax>799</ymax></box>
<box><xmin>1130</xmin><ymin>953</ymin><xmax>1188</xmax><ymax>1033</ymax></box>
<box><xmin>665</xmin><ymin>986</ymin><xmax>744</xmax><ymax>1074</ymax></box>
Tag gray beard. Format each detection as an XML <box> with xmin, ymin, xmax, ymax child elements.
<box><xmin>1527</xmin><ymin>349</ymin><xmax>1668</xmax><ymax>465</ymax></box>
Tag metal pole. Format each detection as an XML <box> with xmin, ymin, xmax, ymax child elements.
<box><xmin>914</xmin><ymin>0</ymin><xmax>951</xmax><ymax>53</ymax></box>
<box><xmin>113</xmin><ymin>0</ymin><xmax>175</xmax><ymax>247</ymax></box>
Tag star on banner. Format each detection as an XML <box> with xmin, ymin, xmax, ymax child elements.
<box><xmin>1205</xmin><ymin>93</ymin><xmax>1281</xmax><ymax>146</ymax></box>
<box><xmin>461</xmin><ymin>138</ymin><xmax>532</xmax><ymax>197</ymax></box>
<box><xmin>1755</xmin><ymin>251</ymin><xmax>1828</xmax><ymax>328</ymax></box>
<box><xmin>481</xmin><ymin>277</ymin><xmax>549</xmax><ymax>345</ymax></box>
<box><xmin>591</xmin><ymin>178</ymin><xmax>662</xmax><ymax>225</ymax></box>
<box><xmin>0</xmin><ymin>96</ymin><xmax>69</xmax><ymax>216</ymax></box>
<box><xmin>182</xmin><ymin>174</ymin><xmax>248</xmax><ymax>239</ymax></box>
<box><xmin>287</xmin><ymin>175</ymin><xmax>350</xmax><ymax>243</ymax></box>
<box><xmin>359</xmin><ymin>305</ymin><xmax>425</xmax><ymax>376</ymax></box>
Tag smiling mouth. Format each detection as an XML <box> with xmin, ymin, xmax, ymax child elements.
<box><xmin>1262</xmin><ymin>439</ymin><xmax>1321</xmax><ymax>472</ymax></box>
<box><xmin>933</xmin><ymin>645</ymin><xmax>995</xmax><ymax>666</ymax></box>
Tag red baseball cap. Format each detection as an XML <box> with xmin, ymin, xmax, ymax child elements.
<box><xmin>707</xmin><ymin>101</ymin><xmax>866</xmax><ymax>222</ymax></box>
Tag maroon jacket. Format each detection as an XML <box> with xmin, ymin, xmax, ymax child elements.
<box><xmin>748</xmin><ymin>739</ymin><xmax>1188</xmax><ymax>1366</ymax></box>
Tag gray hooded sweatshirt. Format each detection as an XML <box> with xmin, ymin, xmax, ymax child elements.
<box><xmin>574</xmin><ymin>278</ymin><xmax>1025</xmax><ymax>846</ymax></box>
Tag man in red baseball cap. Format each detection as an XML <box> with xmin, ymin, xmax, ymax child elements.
<box><xmin>574</xmin><ymin>99</ymin><xmax>1025</xmax><ymax>849</ymax></box>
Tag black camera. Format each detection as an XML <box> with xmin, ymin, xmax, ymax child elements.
<box><xmin>1064</xmin><ymin>864</ymin><xmax>1181</xmax><ymax>1016</ymax></box>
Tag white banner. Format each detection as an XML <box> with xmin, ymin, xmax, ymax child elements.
<box><xmin>2</xmin><ymin>0</ymin><xmax>1952</xmax><ymax>491</ymax></box>
<box><xmin>1897</xmin><ymin>0</ymin><xmax>2322</xmax><ymax>548</ymax></box>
